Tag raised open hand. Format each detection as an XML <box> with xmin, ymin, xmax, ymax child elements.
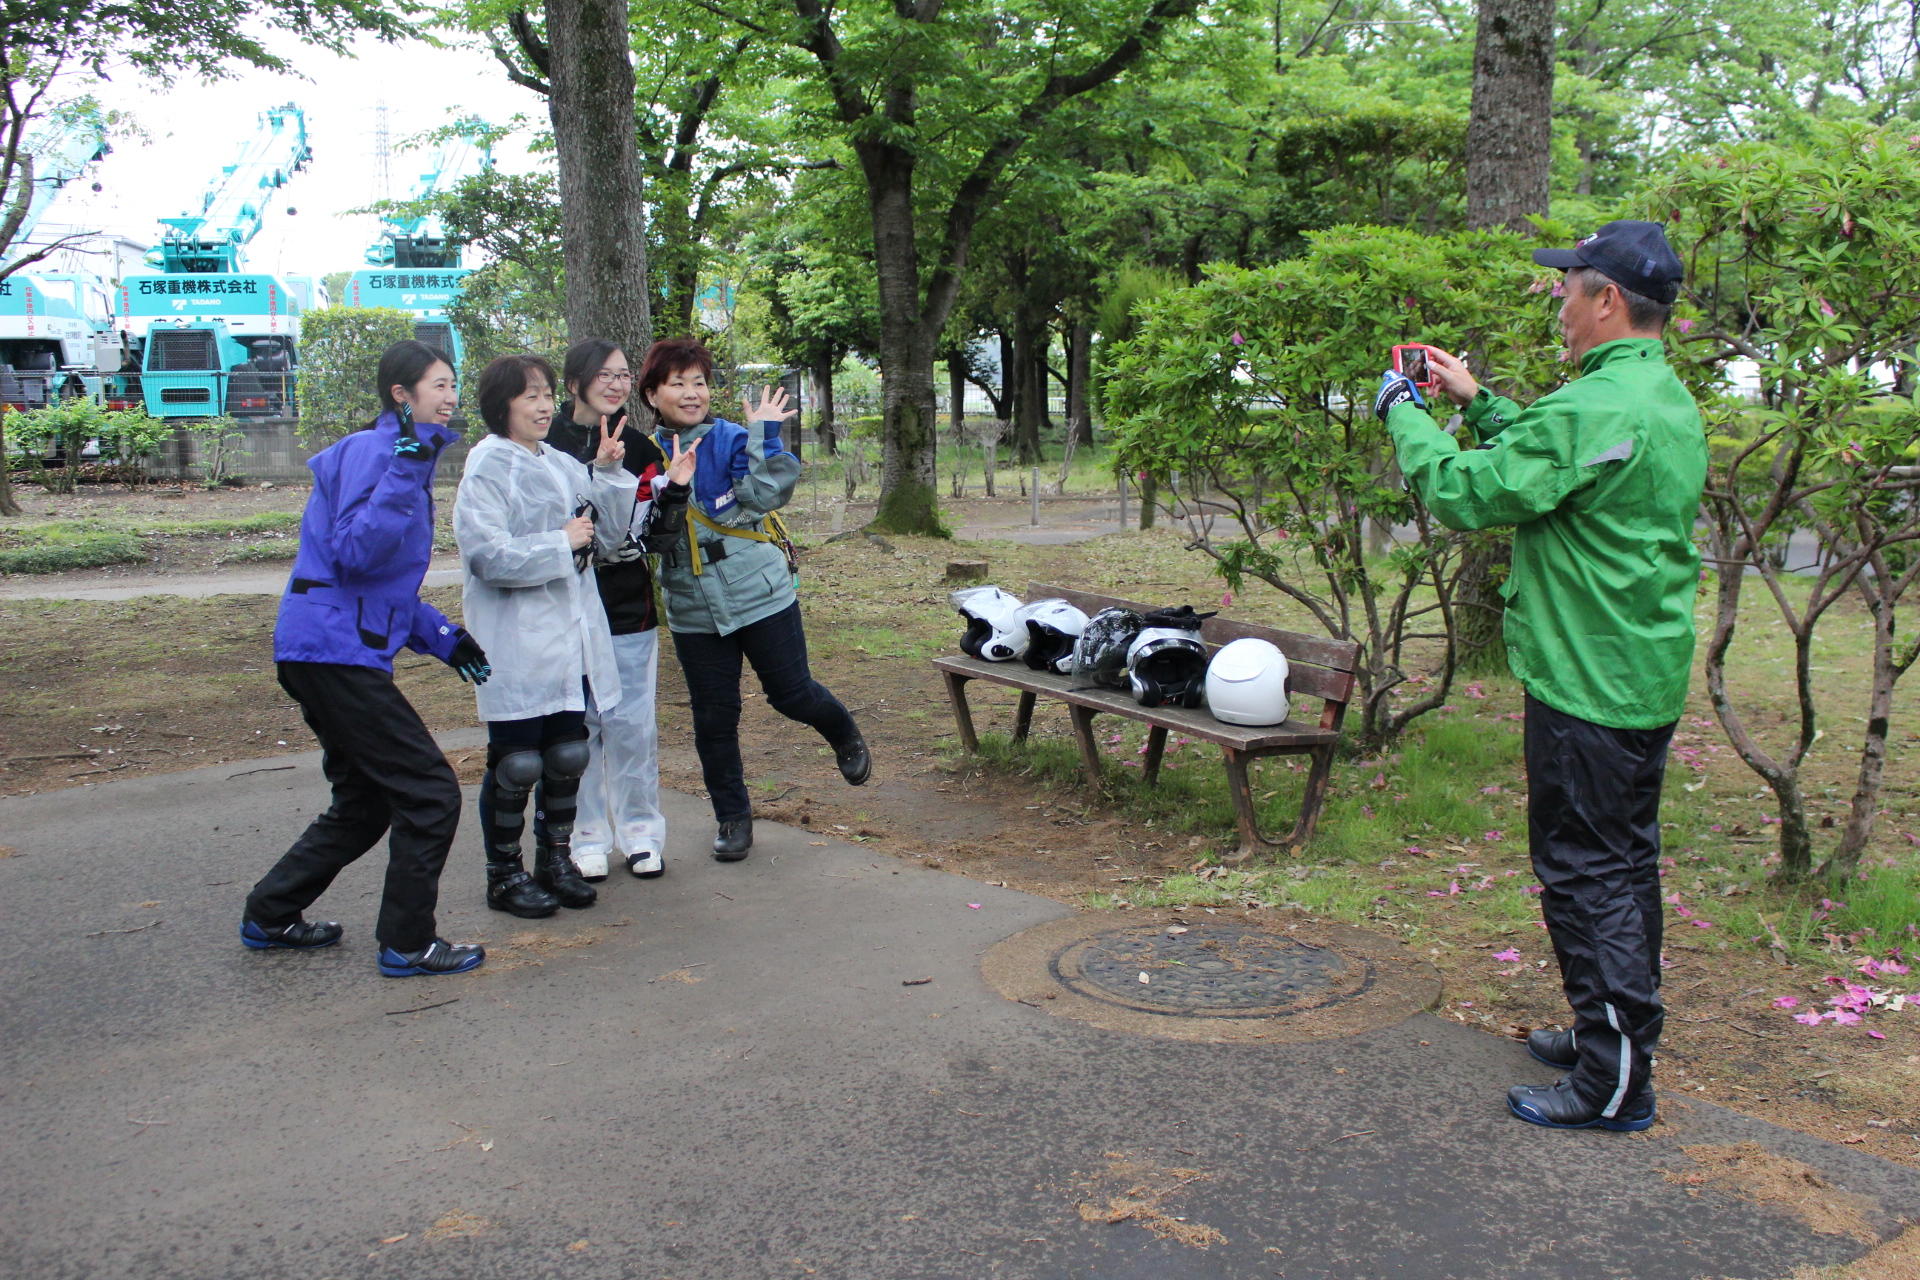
<box><xmin>594</xmin><ymin>414</ymin><xmax>626</xmax><ymax>468</ymax></box>
<box><xmin>665</xmin><ymin>431</ymin><xmax>701</xmax><ymax>486</ymax></box>
<box><xmin>742</xmin><ymin>383</ymin><xmax>797</xmax><ymax>426</ymax></box>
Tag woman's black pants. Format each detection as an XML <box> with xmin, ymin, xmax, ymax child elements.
<box><xmin>244</xmin><ymin>661</ymin><xmax>461</xmax><ymax>953</ymax></box>
<box><xmin>670</xmin><ymin>601</ymin><xmax>856</xmax><ymax>822</ymax></box>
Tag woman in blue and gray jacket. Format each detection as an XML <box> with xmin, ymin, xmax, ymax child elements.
<box><xmin>639</xmin><ymin>338</ymin><xmax>868</xmax><ymax>861</ymax></box>
<box><xmin>241</xmin><ymin>340</ymin><xmax>490</xmax><ymax>979</ymax></box>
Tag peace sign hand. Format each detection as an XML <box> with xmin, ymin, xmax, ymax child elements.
<box><xmin>665</xmin><ymin>432</ymin><xmax>701</xmax><ymax>486</ymax></box>
<box><xmin>743</xmin><ymin>384</ymin><xmax>797</xmax><ymax>426</ymax></box>
<box><xmin>593</xmin><ymin>414</ymin><xmax>626</xmax><ymax>469</ymax></box>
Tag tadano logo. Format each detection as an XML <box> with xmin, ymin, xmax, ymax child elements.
<box><xmin>402</xmin><ymin>293</ymin><xmax>418</xmax><ymax>305</ymax></box>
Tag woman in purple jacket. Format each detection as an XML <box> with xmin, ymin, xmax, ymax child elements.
<box><xmin>241</xmin><ymin>340</ymin><xmax>492</xmax><ymax>978</ymax></box>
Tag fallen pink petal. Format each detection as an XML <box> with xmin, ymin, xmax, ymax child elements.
<box><xmin>1493</xmin><ymin>948</ymin><xmax>1522</xmax><ymax>962</ymax></box>
<box><xmin>1794</xmin><ymin>1012</ymin><xmax>1824</xmax><ymax>1025</ymax></box>
<box><xmin>1868</xmin><ymin>1029</ymin><xmax>1886</xmax><ymax>1040</ymax></box>
<box><xmin>1772</xmin><ymin>996</ymin><xmax>1799</xmax><ymax>1009</ymax></box>
<box><xmin>967</xmin><ymin>903</ymin><xmax>981</xmax><ymax>910</ymax></box>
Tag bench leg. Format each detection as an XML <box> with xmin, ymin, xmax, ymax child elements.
<box><xmin>1142</xmin><ymin>724</ymin><xmax>1168</xmax><ymax>785</ymax></box>
<box><xmin>1067</xmin><ymin>705</ymin><xmax>1104</xmax><ymax>788</ymax></box>
<box><xmin>1285</xmin><ymin>744</ymin><xmax>1337</xmax><ymax>848</ymax></box>
<box><xmin>941</xmin><ymin>670</ymin><xmax>979</xmax><ymax>754</ymax></box>
<box><xmin>1221</xmin><ymin>747</ymin><xmax>1263</xmax><ymax>863</ymax></box>
<box><xmin>1012</xmin><ymin>690</ymin><xmax>1037</xmax><ymax>744</ymax></box>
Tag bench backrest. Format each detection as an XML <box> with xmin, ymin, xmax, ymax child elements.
<box><xmin>1027</xmin><ymin>582</ymin><xmax>1360</xmax><ymax>730</ymax></box>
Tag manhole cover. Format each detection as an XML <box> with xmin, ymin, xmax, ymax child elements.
<box><xmin>984</xmin><ymin>912</ymin><xmax>1440</xmax><ymax>1044</ymax></box>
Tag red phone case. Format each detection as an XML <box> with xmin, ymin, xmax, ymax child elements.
<box><xmin>1392</xmin><ymin>345</ymin><xmax>1439</xmax><ymax>392</ymax></box>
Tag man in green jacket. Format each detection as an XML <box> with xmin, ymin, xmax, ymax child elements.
<box><xmin>1376</xmin><ymin>220</ymin><xmax>1707</xmax><ymax>1131</ymax></box>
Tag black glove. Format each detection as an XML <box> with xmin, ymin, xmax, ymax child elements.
<box><xmin>1373</xmin><ymin>370</ymin><xmax>1427</xmax><ymax>421</ymax></box>
<box><xmin>392</xmin><ymin>403</ymin><xmax>448</xmax><ymax>460</ymax></box>
<box><xmin>449</xmin><ymin>630</ymin><xmax>491</xmax><ymax>685</ymax></box>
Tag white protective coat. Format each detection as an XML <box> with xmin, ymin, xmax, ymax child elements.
<box><xmin>454</xmin><ymin>433</ymin><xmax>638</xmax><ymax>722</ymax></box>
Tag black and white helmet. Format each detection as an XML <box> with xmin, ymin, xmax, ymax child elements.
<box><xmin>952</xmin><ymin>586</ymin><xmax>1023</xmax><ymax>660</ymax></box>
<box><xmin>1070</xmin><ymin>607</ymin><xmax>1144</xmax><ymax>688</ymax></box>
<box><xmin>1127</xmin><ymin>627</ymin><xmax>1209</xmax><ymax>709</ymax></box>
<box><xmin>1017</xmin><ymin>599</ymin><xmax>1089</xmax><ymax>674</ymax></box>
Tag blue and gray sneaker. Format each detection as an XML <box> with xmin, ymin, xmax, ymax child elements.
<box><xmin>377</xmin><ymin>938</ymin><xmax>485</xmax><ymax>978</ymax></box>
<box><xmin>1507</xmin><ymin>1079</ymin><xmax>1655</xmax><ymax>1132</ymax></box>
<box><xmin>240</xmin><ymin>917</ymin><xmax>344</xmax><ymax>950</ymax></box>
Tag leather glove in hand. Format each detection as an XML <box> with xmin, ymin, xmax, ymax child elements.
<box><xmin>449</xmin><ymin>630</ymin><xmax>491</xmax><ymax>685</ymax></box>
<box><xmin>1373</xmin><ymin>370</ymin><xmax>1426</xmax><ymax>421</ymax></box>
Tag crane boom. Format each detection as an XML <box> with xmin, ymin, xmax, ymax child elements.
<box><xmin>365</xmin><ymin>118</ymin><xmax>493</xmax><ymax>269</ymax></box>
<box><xmin>157</xmin><ymin>103</ymin><xmax>311</xmax><ymax>274</ymax></box>
<box><xmin>1</xmin><ymin>109</ymin><xmax>110</xmax><ymax>267</ymax></box>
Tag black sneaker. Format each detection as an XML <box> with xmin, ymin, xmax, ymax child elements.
<box><xmin>1507</xmin><ymin>1079</ymin><xmax>1655</xmax><ymax>1132</ymax></box>
<box><xmin>1526</xmin><ymin>1027</ymin><xmax>1577</xmax><ymax>1070</ymax></box>
<box><xmin>378</xmin><ymin>938</ymin><xmax>486</xmax><ymax>978</ymax></box>
<box><xmin>240</xmin><ymin>917</ymin><xmax>344</xmax><ymax>950</ymax></box>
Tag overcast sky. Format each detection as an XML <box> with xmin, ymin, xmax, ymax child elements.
<box><xmin>33</xmin><ymin>27</ymin><xmax>547</xmax><ymax>281</ymax></box>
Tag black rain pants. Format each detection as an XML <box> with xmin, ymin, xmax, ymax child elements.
<box><xmin>1524</xmin><ymin>693</ymin><xmax>1677</xmax><ymax>1118</ymax></box>
<box><xmin>245</xmin><ymin>661</ymin><xmax>461</xmax><ymax>953</ymax></box>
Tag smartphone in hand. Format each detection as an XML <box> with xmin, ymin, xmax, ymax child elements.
<box><xmin>1392</xmin><ymin>344</ymin><xmax>1439</xmax><ymax>392</ymax></box>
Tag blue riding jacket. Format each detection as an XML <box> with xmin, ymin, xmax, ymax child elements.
<box><xmin>274</xmin><ymin>412</ymin><xmax>465</xmax><ymax>671</ymax></box>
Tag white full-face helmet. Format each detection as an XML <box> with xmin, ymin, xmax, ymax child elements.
<box><xmin>1015</xmin><ymin>599</ymin><xmax>1087</xmax><ymax>673</ymax></box>
<box><xmin>1205</xmin><ymin>637</ymin><xmax>1291</xmax><ymax>725</ymax></box>
<box><xmin>1126</xmin><ymin>627</ymin><xmax>1209</xmax><ymax>709</ymax></box>
<box><xmin>952</xmin><ymin>586</ymin><xmax>1024</xmax><ymax>660</ymax></box>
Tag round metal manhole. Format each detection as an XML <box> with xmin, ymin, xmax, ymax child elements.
<box><xmin>984</xmin><ymin>912</ymin><xmax>1440</xmax><ymax>1044</ymax></box>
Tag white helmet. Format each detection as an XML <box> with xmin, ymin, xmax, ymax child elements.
<box><xmin>952</xmin><ymin>586</ymin><xmax>1023</xmax><ymax>660</ymax></box>
<box><xmin>1205</xmin><ymin>637</ymin><xmax>1290</xmax><ymax>725</ymax></box>
<box><xmin>1016</xmin><ymin>599</ymin><xmax>1088</xmax><ymax>674</ymax></box>
<box><xmin>1126</xmin><ymin>627</ymin><xmax>1208</xmax><ymax>709</ymax></box>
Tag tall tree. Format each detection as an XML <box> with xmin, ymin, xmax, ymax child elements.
<box><xmin>1465</xmin><ymin>0</ymin><xmax>1556</xmax><ymax>232</ymax></box>
<box><xmin>759</xmin><ymin>0</ymin><xmax>1206</xmax><ymax>535</ymax></box>
<box><xmin>495</xmin><ymin>3</ymin><xmax>653</xmax><ymax>355</ymax></box>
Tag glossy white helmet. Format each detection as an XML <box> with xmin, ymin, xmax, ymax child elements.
<box><xmin>1127</xmin><ymin>627</ymin><xmax>1208</xmax><ymax>709</ymax></box>
<box><xmin>952</xmin><ymin>586</ymin><xmax>1023</xmax><ymax>660</ymax></box>
<box><xmin>1205</xmin><ymin>637</ymin><xmax>1290</xmax><ymax>725</ymax></box>
<box><xmin>1016</xmin><ymin>599</ymin><xmax>1088</xmax><ymax>674</ymax></box>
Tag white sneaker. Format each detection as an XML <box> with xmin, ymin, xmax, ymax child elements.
<box><xmin>626</xmin><ymin>849</ymin><xmax>664</xmax><ymax>878</ymax></box>
<box><xmin>572</xmin><ymin>849</ymin><xmax>609</xmax><ymax>880</ymax></box>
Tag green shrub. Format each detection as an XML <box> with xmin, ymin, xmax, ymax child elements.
<box><xmin>296</xmin><ymin>306</ymin><xmax>418</xmax><ymax>448</ymax></box>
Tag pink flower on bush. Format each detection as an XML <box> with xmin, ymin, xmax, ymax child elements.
<box><xmin>1675</xmin><ymin>318</ymin><xmax>1695</xmax><ymax>335</ymax></box>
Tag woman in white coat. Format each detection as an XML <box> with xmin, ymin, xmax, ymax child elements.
<box><xmin>454</xmin><ymin>354</ymin><xmax>637</xmax><ymax>918</ymax></box>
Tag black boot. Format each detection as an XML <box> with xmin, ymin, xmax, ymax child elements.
<box><xmin>713</xmin><ymin>816</ymin><xmax>753</xmax><ymax>861</ymax></box>
<box><xmin>487</xmin><ymin>855</ymin><xmax>559</xmax><ymax>918</ymax></box>
<box><xmin>833</xmin><ymin>728</ymin><xmax>871</xmax><ymax>786</ymax></box>
<box><xmin>535</xmin><ymin>839</ymin><xmax>598</xmax><ymax>909</ymax></box>
<box><xmin>1527</xmin><ymin>1027</ymin><xmax>1577</xmax><ymax>1069</ymax></box>
<box><xmin>1507</xmin><ymin>1079</ymin><xmax>1655</xmax><ymax>1132</ymax></box>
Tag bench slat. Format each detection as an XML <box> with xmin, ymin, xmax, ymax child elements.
<box><xmin>932</xmin><ymin>656</ymin><xmax>1339</xmax><ymax>750</ymax></box>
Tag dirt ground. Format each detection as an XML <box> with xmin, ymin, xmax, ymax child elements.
<box><xmin>3</xmin><ymin>480</ymin><xmax>1917</xmax><ymax>1192</ymax></box>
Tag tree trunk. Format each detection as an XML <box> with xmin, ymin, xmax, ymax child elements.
<box><xmin>1065</xmin><ymin>321</ymin><xmax>1093</xmax><ymax>446</ymax></box>
<box><xmin>0</xmin><ymin>415</ymin><xmax>21</xmax><ymax>516</ymax></box>
<box><xmin>1464</xmin><ymin>0</ymin><xmax>1556</xmax><ymax>234</ymax></box>
<box><xmin>859</xmin><ymin>143</ymin><xmax>944</xmax><ymax>535</ymax></box>
<box><xmin>1819</xmin><ymin>589</ymin><xmax>1900</xmax><ymax>881</ymax></box>
<box><xmin>810</xmin><ymin>352</ymin><xmax>837</xmax><ymax>456</ymax></box>
<box><xmin>544</xmin><ymin>0</ymin><xmax>653</xmax><ymax>355</ymax></box>
<box><xmin>948</xmin><ymin>356</ymin><xmax>965</xmax><ymax>437</ymax></box>
<box><xmin>1010</xmin><ymin>306</ymin><xmax>1045</xmax><ymax>466</ymax></box>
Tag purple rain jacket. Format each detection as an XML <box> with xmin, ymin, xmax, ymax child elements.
<box><xmin>273</xmin><ymin>412</ymin><xmax>465</xmax><ymax>671</ymax></box>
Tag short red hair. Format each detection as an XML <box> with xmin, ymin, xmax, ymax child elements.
<box><xmin>635</xmin><ymin>338</ymin><xmax>715</xmax><ymax>404</ymax></box>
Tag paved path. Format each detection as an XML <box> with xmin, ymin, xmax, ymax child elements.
<box><xmin>3</xmin><ymin>749</ymin><xmax>1917</xmax><ymax>1279</ymax></box>
<box><xmin>0</xmin><ymin>560</ymin><xmax>464</xmax><ymax>602</ymax></box>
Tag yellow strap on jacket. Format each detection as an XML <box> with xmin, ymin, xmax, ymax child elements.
<box><xmin>684</xmin><ymin>503</ymin><xmax>796</xmax><ymax>577</ymax></box>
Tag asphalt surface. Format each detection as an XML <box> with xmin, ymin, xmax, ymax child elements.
<box><xmin>3</xmin><ymin>746</ymin><xmax>1918</xmax><ymax>1280</ymax></box>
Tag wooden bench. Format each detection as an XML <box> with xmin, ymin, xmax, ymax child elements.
<box><xmin>932</xmin><ymin>583</ymin><xmax>1361</xmax><ymax>862</ymax></box>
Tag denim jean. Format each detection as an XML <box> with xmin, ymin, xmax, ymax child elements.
<box><xmin>670</xmin><ymin>601</ymin><xmax>855</xmax><ymax>821</ymax></box>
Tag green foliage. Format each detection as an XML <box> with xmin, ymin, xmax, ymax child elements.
<box><xmin>4</xmin><ymin>400</ymin><xmax>172</xmax><ymax>493</ymax></box>
<box><xmin>1103</xmin><ymin>224</ymin><xmax>1562</xmax><ymax>746</ymax></box>
<box><xmin>295</xmin><ymin>307</ymin><xmax>418</xmax><ymax>446</ymax></box>
<box><xmin>1639</xmin><ymin>121</ymin><xmax>1920</xmax><ymax>883</ymax></box>
<box><xmin>183</xmin><ymin>417</ymin><xmax>250</xmax><ymax>487</ymax></box>
<box><xmin>0</xmin><ymin>524</ymin><xmax>145</xmax><ymax>574</ymax></box>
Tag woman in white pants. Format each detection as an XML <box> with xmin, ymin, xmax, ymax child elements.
<box><xmin>545</xmin><ymin>339</ymin><xmax>696</xmax><ymax>879</ymax></box>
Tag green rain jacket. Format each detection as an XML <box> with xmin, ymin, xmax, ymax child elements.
<box><xmin>1386</xmin><ymin>338</ymin><xmax>1707</xmax><ymax>729</ymax></box>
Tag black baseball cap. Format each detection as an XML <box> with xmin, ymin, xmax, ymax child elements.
<box><xmin>1532</xmin><ymin>219</ymin><xmax>1684</xmax><ymax>305</ymax></box>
